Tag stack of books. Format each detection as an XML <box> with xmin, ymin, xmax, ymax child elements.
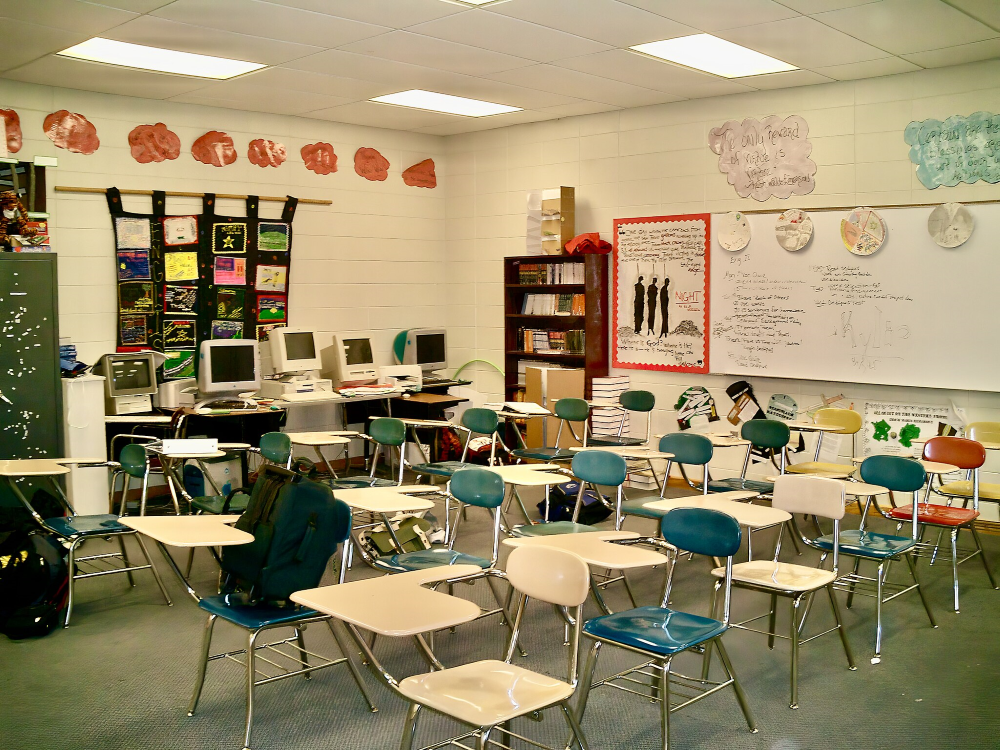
<box><xmin>591</xmin><ymin>375</ymin><xmax>630</xmax><ymax>436</ymax></box>
<box><xmin>520</xmin><ymin>293</ymin><xmax>585</xmax><ymax>315</ymax></box>
<box><xmin>517</xmin><ymin>263</ymin><xmax>585</xmax><ymax>285</ymax></box>
<box><xmin>517</xmin><ymin>328</ymin><xmax>585</xmax><ymax>354</ymax></box>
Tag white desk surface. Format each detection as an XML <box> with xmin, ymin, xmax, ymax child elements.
<box><xmin>274</xmin><ymin>390</ymin><xmax>399</xmax><ymax>405</ymax></box>
<box><xmin>485</xmin><ymin>464</ymin><xmax>567</xmax><ymax>486</ymax></box>
<box><xmin>105</xmin><ymin>413</ymin><xmax>174</xmax><ymax>424</ymax></box>
<box><xmin>785</xmin><ymin>421</ymin><xmax>842</xmax><ymax>432</ymax></box>
<box><xmin>332</xmin><ymin>486</ymin><xmax>437</xmax><ymax>513</ymax></box>
<box><xmin>504</xmin><ymin>529</ymin><xmax>668</xmax><ymax>570</ymax></box>
<box><xmin>150</xmin><ymin>449</ymin><xmax>227</xmax><ymax>460</ymax></box>
<box><xmin>569</xmin><ymin>445</ymin><xmax>674</xmax><ymax>460</ymax></box>
<box><xmin>0</xmin><ymin>459</ymin><xmax>71</xmax><ymax>477</ymax></box>
<box><xmin>52</xmin><ymin>457</ymin><xmax>107</xmax><ymax>466</ymax></box>
<box><xmin>120</xmin><ymin>515</ymin><xmax>251</xmax><ymax>547</ymax></box>
<box><xmin>217</xmin><ymin>443</ymin><xmax>252</xmax><ymax>451</ymax></box>
<box><xmin>642</xmin><ymin>496</ymin><xmax>791</xmax><ymax>529</ymax></box>
<box><xmin>291</xmin><ymin>565</ymin><xmax>483</xmax><ymax>636</ymax></box>
<box><xmin>286</xmin><ymin>432</ymin><xmax>352</xmax><ymax>447</ymax></box>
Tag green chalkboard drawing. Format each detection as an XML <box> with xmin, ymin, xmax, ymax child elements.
<box><xmin>903</xmin><ymin>112</ymin><xmax>1000</xmax><ymax>189</ymax></box>
<box><xmin>872</xmin><ymin>419</ymin><xmax>891</xmax><ymax>442</ymax></box>
<box><xmin>899</xmin><ymin>423</ymin><xmax>921</xmax><ymax>448</ymax></box>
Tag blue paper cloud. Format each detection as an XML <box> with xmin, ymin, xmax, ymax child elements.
<box><xmin>903</xmin><ymin>111</ymin><xmax>1000</xmax><ymax>189</ymax></box>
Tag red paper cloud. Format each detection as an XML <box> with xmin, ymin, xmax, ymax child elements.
<box><xmin>402</xmin><ymin>158</ymin><xmax>436</xmax><ymax>188</ymax></box>
<box><xmin>0</xmin><ymin>109</ymin><xmax>22</xmax><ymax>154</ymax></box>
<box><xmin>192</xmin><ymin>131</ymin><xmax>237</xmax><ymax>167</ymax></box>
<box><xmin>248</xmin><ymin>138</ymin><xmax>287</xmax><ymax>168</ymax></box>
<box><xmin>128</xmin><ymin>123</ymin><xmax>181</xmax><ymax>164</ymax></box>
<box><xmin>301</xmin><ymin>142</ymin><xmax>337</xmax><ymax>175</ymax></box>
<box><xmin>354</xmin><ymin>147</ymin><xmax>389</xmax><ymax>181</ymax></box>
<box><xmin>43</xmin><ymin>110</ymin><xmax>99</xmax><ymax>154</ymax></box>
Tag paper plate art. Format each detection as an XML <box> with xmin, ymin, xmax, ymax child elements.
<box><xmin>927</xmin><ymin>202</ymin><xmax>974</xmax><ymax>248</ymax></box>
<box><xmin>717</xmin><ymin>211</ymin><xmax>751</xmax><ymax>252</ymax></box>
<box><xmin>841</xmin><ymin>207</ymin><xmax>886</xmax><ymax>256</ymax></box>
<box><xmin>775</xmin><ymin>208</ymin><xmax>813</xmax><ymax>252</ymax></box>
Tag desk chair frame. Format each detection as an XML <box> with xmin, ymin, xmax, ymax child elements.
<box><xmin>588</xmin><ymin>389</ymin><xmax>655</xmax><ymax>449</ymax></box>
<box><xmin>110</xmin><ymin>434</ymin><xmax>163</xmax><ymax>516</ymax></box>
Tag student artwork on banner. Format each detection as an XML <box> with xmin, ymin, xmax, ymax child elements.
<box><xmin>106</xmin><ymin>188</ymin><xmax>298</xmax><ymax>378</ymax></box>
<box><xmin>612</xmin><ymin>214</ymin><xmax>710</xmax><ymax>374</ymax></box>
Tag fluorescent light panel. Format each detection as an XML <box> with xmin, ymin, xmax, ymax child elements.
<box><xmin>57</xmin><ymin>38</ymin><xmax>265</xmax><ymax>79</ymax></box>
<box><xmin>631</xmin><ymin>34</ymin><xmax>797</xmax><ymax>78</ymax></box>
<box><xmin>370</xmin><ymin>90</ymin><xmax>521</xmax><ymax>117</ymax></box>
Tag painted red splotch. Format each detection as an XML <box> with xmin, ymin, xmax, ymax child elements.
<box><xmin>192</xmin><ymin>130</ymin><xmax>237</xmax><ymax>167</ymax></box>
<box><xmin>248</xmin><ymin>139</ymin><xmax>286</xmax><ymax>168</ymax></box>
<box><xmin>43</xmin><ymin>110</ymin><xmax>99</xmax><ymax>154</ymax></box>
<box><xmin>301</xmin><ymin>142</ymin><xmax>337</xmax><ymax>175</ymax></box>
<box><xmin>128</xmin><ymin>123</ymin><xmax>181</xmax><ymax>164</ymax></box>
<box><xmin>402</xmin><ymin>158</ymin><xmax>436</xmax><ymax>188</ymax></box>
<box><xmin>354</xmin><ymin>147</ymin><xmax>389</xmax><ymax>181</ymax></box>
<box><xmin>0</xmin><ymin>110</ymin><xmax>22</xmax><ymax>154</ymax></box>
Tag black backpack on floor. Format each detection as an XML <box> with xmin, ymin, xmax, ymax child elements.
<box><xmin>0</xmin><ymin>530</ymin><xmax>69</xmax><ymax>639</ymax></box>
<box><xmin>537</xmin><ymin>481</ymin><xmax>613</xmax><ymax>525</ymax></box>
<box><xmin>220</xmin><ymin>465</ymin><xmax>350</xmax><ymax>604</ymax></box>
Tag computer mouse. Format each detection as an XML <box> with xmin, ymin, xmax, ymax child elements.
<box><xmin>402</xmin><ymin>393</ymin><xmax>411</xmax><ymax>399</ymax></box>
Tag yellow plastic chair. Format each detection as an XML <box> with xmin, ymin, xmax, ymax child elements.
<box><xmin>786</xmin><ymin>408</ymin><xmax>861</xmax><ymax>477</ymax></box>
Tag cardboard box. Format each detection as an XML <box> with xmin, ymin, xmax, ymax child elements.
<box><xmin>524</xmin><ymin>366</ymin><xmax>585</xmax><ymax>448</ymax></box>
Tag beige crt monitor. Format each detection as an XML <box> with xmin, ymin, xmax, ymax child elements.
<box><xmin>321</xmin><ymin>335</ymin><xmax>378</xmax><ymax>387</ymax></box>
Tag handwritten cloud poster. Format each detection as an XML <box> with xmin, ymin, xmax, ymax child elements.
<box><xmin>613</xmin><ymin>214</ymin><xmax>710</xmax><ymax>374</ymax></box>
<box><xmin>903</xmin><ymin>112</ymin><xmax>1000</xmax><ymax>189</ymax></box>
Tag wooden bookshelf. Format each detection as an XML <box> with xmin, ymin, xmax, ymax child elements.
<box><xmin>503</xmin><ymin>254</ymin><xmax>609</xmax><ymax>401</ymax></box>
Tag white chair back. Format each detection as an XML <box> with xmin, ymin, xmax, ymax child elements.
<box><xmin>773</xmin><ymin>475</ymin><xmax>846</xmax><ymax>520</ymax></box>
<box><xmin>506</xmin><ymin>546</ymin><xmax>590</xmax><ymax>608</ymax></box>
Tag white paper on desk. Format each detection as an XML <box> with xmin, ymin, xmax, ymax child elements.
<box><xmin>817</xmin><ymin>432</ymin><xmax>844</xmax><ymax>463</ymax></box>
<box><xmin>503</xmin><ymin>401</ymin><xmax>550</xmax><ymax>415</ymax></box>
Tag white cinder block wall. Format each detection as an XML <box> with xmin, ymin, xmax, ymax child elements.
<box><xmin>443</xmin><ymin>59</ymin><xmax>1000</xmax><ymax>515</ymax></box>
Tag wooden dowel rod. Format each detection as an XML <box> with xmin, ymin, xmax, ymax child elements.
<box><xmin>54</xmin><ymin>185</ymin><xmax>331</xmax><ymax>205</ymax></box>
<box><xmin>732</xmin><ymin>197</ymin><xmax>1000</xmax><ymax>215</ymax></box>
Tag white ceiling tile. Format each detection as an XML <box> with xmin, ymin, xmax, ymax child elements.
<box><xmin>416</xmin><ymin>110</ymin><xmax>550</xmax><ymax>136</ymax></box>
<box><xmin>486</xmin><ymin>64</ymin><xmax>686</xmax><ymax>108</ymax></box>
<box><xmin>618</xmin><ymin>0</ymin><xmax>800</xmax><ymax>32</ymax></box>
<box><xmin>943</xmin><ymin>0</ymin><xmax>1000</xmax><ymax>32</ymax></box>
<box><xmin>241</xmin><ymin>67</ymin><xmax>394</xmax><ymax>100</ymax></box>
<box><xmin>170</xmin><ymin>79</ymin><xmax>353</xmax><ymax>115</ymax></box>
<box><xmin>813</xmin><ymin>56</ymin><xmax>922</xmax><ymax>79</ymax></box>
<box><xmin>86</xmin><ymin>0</ymin><xmax>174</xmax><ymax>10</ymax></box>
<box><xmin>0</xmin><ymin>18</ymin><xmax>91</xmax><ymax>71</ymax></box>
<box><xmin>406</xmin><ymin>10</ymin><xmax>611</xmax><ymax>63</ymax></box>
<box><xmin>0</xmin><ymin>0</ymin><xmax>138</xmax><ymax>34</ymax></box>
<box><xmin>425</xmin><ymin>78</ymin><xmax>581</xmax><ymax>110</ymax></box>
<box><xmin>717</xmin><ymin>15</ymin><xmax>890</xmax><ymax>68</ymax></box>
<box><xmin>774</xmin><ymin>0</ymin><xmax>879</xmax><ymax>12</ymax></box>
<box><xmin>303</xmin><ymin>100</ymin><xmax>463</xmax><ymax>130</ymax></box>
<box><xmin>536</xmin><ymin>101</ymin><xmax>622</xmax><ymax>118</ymax></box>
<box><xmin>151</xmin><ymin>0</ymin><xmax>391</xmax><ymax>49</ymax></box>
<box><xmin>487</xmin><ymin>0</ymin><xmax>696</xmax><ymax>47</ymax></box>
<box><xmin>902</xmin><ymin>37</ymin><xmax>1000</xmax><ymax>67</ymax></box>
<box><xmin>744</xmin><ymin>69</ymin><xmax>835</xmax><ymax>89</ymax></box>
<box><xmin>262</xmin><ymin>0</ymin><xmax>466</xmax><ymax>29</ymax></box>
<box><xmin>555</xmin><ymin>50</ymin><xmax>757</xmax><ymax>98</ymax></box>
<box><xmin>815</xmin><ymin>0</ymin><xmax>997</xmax><ymax>55</ymax></box>
<box><xmin>2</xmin><ymin>55</ymin><xmax>208</xmax><ymax>98</ymax></box>
<box><xmin>104</xmin><ymin>15</ymin><xmax>324</xmax><ymax>66</ymax></box>
<box><xmin>336</xmin><ymin>30</ymin><xmax>533</xmax><ymax>76</ymax></box>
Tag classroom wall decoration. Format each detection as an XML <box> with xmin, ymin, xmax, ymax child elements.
<box><xmin>128</xmin><ymin>123</ymin><xmax>181</xmax><ymax>164</ymax></box>
<box><xmin>612</xmin><ymin>214</ymin><xmax>710</xmax><ymax>374</ymax></box>
<box><xmin>708</xmin><ymin>115</ymin><xmax>815</xmax><ymax>201</ymax></box>
<box><xmin>860</xmin><ymin>401</ymin><xmax>954</xmax><ymax>457</ymax></box>
<box><xmin>775</xmin><ymin>208</ymin><xmax>813</xmax><ymax>252</ymax></box>
<box><xmin>302</xmin><ymin>142</ymin><xmax>337</xmax><ymax>174</ymax></box>
<box><xmin>0</xmin><ymin>109</ymin><xmax>22</xmax><ymax>153</ymax></box>
<box><xmin>43</xmin><ymin>110</ymin><xmax>99</xmax><ymax>154</ymax></box>
<box><xmin>903</xmin><ymin>111</ymin><xmax>1000</xmax><ymax>189</ymax></box>
<box><xmin>402</xmin><ymin>158</ymin><xmax>437</xmax><ymax>188</ymax></box>
<box><xmin>192</xmin><ymin>131</ymin><xmax>237</xmax><ymax>167</ymax></box>
<box><xmin>248</xmin><ymin>138</ymin><xmax>287</xmax><ymax>168</ymax></box>
<box><xmin>716</xmin><ymin>211</ymin><xmax>750</xmax><ymax>252</ymax></box>
<box><xmin>927</xmin><ymin>202</ymin><xmax>974</xmax><ymax>248</ymax></box>
<box><xmin>841</xmin><ymin>207</ymin><xmax>886</xmax><ymax>256</ymax></box>
<box><xmin>355</xmin><ymin>147</ymin><xmax>389</xmax><ymax>181</ymax></box>
<box><xmin>106</xmin><ymin>188</ymin><xmax>298</xmax><ymax>379</ymax></box>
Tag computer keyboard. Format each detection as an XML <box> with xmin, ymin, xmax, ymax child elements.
<box><xmin>279</xmin><ymin>390</ymin><xmax>340</xmax><ymax>402</ymax></box>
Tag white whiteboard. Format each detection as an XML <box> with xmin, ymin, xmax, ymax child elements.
<box><xmin>709</xmin><ymin>203</ymin><xmax>1000</xmax><ymax>392</ymax></box>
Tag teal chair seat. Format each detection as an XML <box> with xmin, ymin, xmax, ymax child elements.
<box><xmin>373</xmin><ymin>547</ymin><xmax>491</xmax><ymax>573</ymax></box>
<box><xmin>44</xmin><ymin>514</ymin><xmax>131</xmax><ymax>537</ymax></box>
<box><xmin>584</xmin><ymin>605</ymin><xmax>728</xmax><ymax>656</ymax></box>
<box><xmin>198</xmin><ymin>595</ymin><xmax>321</xmax><ymax>630</ymax></box>
<box><xmin>412</xmin><ymin>460</ymin><xmax>470</xmax><ymax>478</ymax></box>
<box><xmin>708</xmin><ymin>478</ymin><xmax>774</xmax><ymax>494</ymax></box>
<box><xmin>190</xmin><ymin>493</ymin><xmax>249</xmax><ymax>515</ymax></box>
<box><xmin>586</xmin><ymin>435</ymin><xmax>646</xmax><ymax>448</ymax></box>
<box><xmin>510</xmin><ymin>521</ymin><xmax>598</xmax><ymax>536</ymax></box>
<box><xmin>620</xmin><ymin>496</ymin><xmax>668</xmax><ymax>520</ymax></box>
<box><xmin>815</xmin><ymin>529</ymin><xmax>916</xmax><ymax>559</ymax></box>
<box><xmin>510</xmin><ymin>447</ymin><xmax>575</xmax><ymax>462</ymax></box>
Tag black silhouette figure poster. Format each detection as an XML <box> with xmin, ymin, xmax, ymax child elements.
<box><xmin>613</xmin><ymin>214</ymin><xmax>710</xmax><ymax>373</ymax></box>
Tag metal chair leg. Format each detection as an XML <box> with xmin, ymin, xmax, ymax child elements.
<box><xmin>845</xmin><ymin>555</ymin><xmax>863</xmax><ymax>609</ymax></box>
<box><xmin>243</xmin><ymin>629</ymin><xmax>260</xmax><ymax>750</ymax></box>
<box><xmin>872</xmin><ymin>561</ymin><xmax>886</xmax><ymax>664</ymax></box>
<box><xmin>117</xmin><ymin>535</ymin><xmax>136</xmax><ymax>587</ymax></box>
<box><xmin>475</xmin><ymin>727</ymin><xmax>492</xmax><ymax>750</ymax></box>
<box><xmin>574</xmin><ymin>641</ymin><xmax>601</xmax><ymax>722</ymax></box>
<box><xmin>63</xmin><ymin>538</ymin><xmax>82</xmax><ymax>628</ymax></box>
<box><xmin>294</xmin><ymin>627</ymin><xmax>310</xmax><ymax>679</ymax></box>
<box><xmin>790</xmin><ymin>595</ymin><xmax>801</xmax><ymax>709</ymax></box>
<box><xmin>701</xmin><ymin>581</ymin><xmax>721</xmax><ymax>681</ymax></box>
<box><xmin>950</xmin><ymin>528</ymin><xmax>961</xmax><ymax>613</ymax></box>
<box><xmin>767</xmin><ymin>592</ymin><xmax>778</xmax><ymax>650</ymax></box>
<box><xmin>326</xmin><ymin>620</ymin><xmax>378</xmax><ymax>712</ymax></box>
<box><xmin>134</xmin><ymin>534</ymin><xmax>172</xmax><ymax>606</ymax></box>
<box><xmin>714</xmin><ymin>639</ymin><xmax>757</xmax><ymax>733</ymax></box>
<box><xmin>560</xmin><ymin>701</ymin><xmax>591</xmax><ymax>750</ymax></box>
<box><xmin>970</xmin><ymin>525</ymin><xmax>999</xmax><ymax>589</ymax></box>
<box><xmin>659</xmin><ymin>658</ymin><xmax>672</xmax><ymax>750</ymax></box>
<box><xmin>187</xmin><ymin>614</ymin><xmax>217</xmax><ymax>716</ymax></box>
<box><xmin>904</xmin><ymin>553</ymin><xmax>937</xmax><ymax>629</ymax></box>
<box><xmin>826</xmin><ymin>584</ymin><xmax>856</xmax><ymax>671</ymax></box>
<box><xmin>399</xmin><ymin>703</ymin><xmax>421</xmax><ymax>750</ymax></box>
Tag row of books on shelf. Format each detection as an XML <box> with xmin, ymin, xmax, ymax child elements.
<box><xmin>519</xmin><ymin>292</ymin><xmax>585</xmax><ymax>315</ymax></box>
<box><xmin>516</xmin><ymin>328</ymin><xmax>585</xmax><ymax>355</ymax></box>
<box><xmin>517</xmin><ymin>262</ymin><xmax>585</xmax><ymax>285</ymax></box>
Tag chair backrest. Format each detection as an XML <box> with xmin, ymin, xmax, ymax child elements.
<box><xmin>772</xmin><ymin>475</ymin><xmax>845</xmax><ymax>520</ymax></box>
<box><xmin>659</xmin><ymin>507</ymin><xmax>742</xmax><ymax>558</ymax></box>
<box><xmin>620</xmin><ymin>390</ymin><xmax>655</xmax><ymax>412</ymax></box>
<box><xmin>923</xmin><ymin>436</ymin><xmax>985</xmax><ymax>471</ymax></box>
<box><xmin>859</xmin><ymin>455</ymin><xmax>926</xmax><ymax>492</ymax></box>
<box><xmin>506</xmin><ymin>545</ymin><xmax>590</xmax><ymax>608</ymax></box>
<box><xmin>369</xmin><ymin>418</ymin><xmax>405</xmax><ymax>447</ymax></box>
<box><xmin>259</xmin><ymin>431</ymin><xmax>291</xmax><ymax>465</ymax></box>
<box><xmin>572</xmin><ymin>450</ymin><xmax>627</xmax><ymax>487</ymax></box>
<box><xmin>450</xmin><ymin>467</ymin><xmax>505</xmax><ymax>509</ymax></box>
<box><xmin>814</xmin><ymin>408</ymin><xmax>863</xmax><ymax>435</ymax></box>
<box><xmin>741</xmin><ymin>419</ymin><xmax>790</xmax><ymax>450</ymax></box>
<box><xmin>462</xmin><ymin>407</ymin><xmax>499</xmax><ymax>436</ymax></box>
<box><xmin>119</xmin><ymin>443</ymin><xmax>148</xmax><ymax>479</ymax></box>
<box><xmin>967</xmin><ymin>422</ymin><xmax>1000</xmax><ymax>443</ymax></box>
<box><xmin>554</xmin><ymin>397</ymin><xmax>590</xmax><ymax>423</ymax></box>
<box><xmin>658</xmin><ymin>432</ymin><xmax>713</xmax><ymax>466</ymax></box>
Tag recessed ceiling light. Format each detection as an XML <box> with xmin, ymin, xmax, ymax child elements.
<box><xmin>57</xmin><ymin>38</ymin><xmax>265</xmax><ymax>79</ymax></box>
<box><xmin>630</xmin><ymin>34</ymin><xmax>797</xmax><ymax>78</ymax></box>
<box><xmin>370</xmin><ymin>90</ymin><xmax>521</xmax><ymax>117</ymax></box>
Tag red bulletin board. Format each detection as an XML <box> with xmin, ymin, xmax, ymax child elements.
<box><xmin>612</xmin><ymin>213</ymin><xmax>710</xmax><ymax>374</ymax></box>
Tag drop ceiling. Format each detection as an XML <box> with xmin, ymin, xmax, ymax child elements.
<box><xmin>1</xmin><ymin>0</ymin><xmax>998</xmax><ymax>135</ymax></box>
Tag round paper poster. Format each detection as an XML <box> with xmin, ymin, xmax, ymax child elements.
<box><xmin>717</xmin><ymin>211</ymin><xmax>751</xmax><ymax>252</ymax></box>
<box><xmin>774</xmin><ymin>208</ymin><xmax>813</xmax><ymax>252</ymax></box>
<box><xmin>841</xmin><ymin>207</ymin><xmax>886</xmax><ymax>256</ymax></box>
<box><xmin>927</xmin><ymin>202</ymin><xmax>974</xmax><ymax>248</ymax></box>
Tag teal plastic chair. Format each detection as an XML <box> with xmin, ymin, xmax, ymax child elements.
<box><xmin>357</xmin><ymin>417</ymin><xmax>408</xmax><ymax>486</ymax></box>
<box><xmin>117</xmin><ymin>443</ymin><xmax>162</xmax><ymax>516</ymax></box>
<box><xmin>411</xmin><ymin>408</ymin><xmax>501</xmax><ymax>481</ymax></box>
<box><xmin>191</xmin><ymin>432</ymin><xmax>292</xmax><ymax>515</ymax></box>
<box><xmin>511</xmin><ymin>397</ymin><xmax>591</xmax><ymax>462</ymax></box>
<box><xmin>576</xmin><ymin>508</ymin><xmax>757</xmax><ymax>750</ymax></box>
<box><xmin>588</xmin><ymin>389</ymin><xmax>655</xmax><ymax>448</ymax></box>
<box><xmin>708</xmin><ymin>419</ymin><xmax>790</xmax><ymax>495</ymax></box>
<box><xmin>621</xmin><ymin>433</ymin><xmax>715</xmax><ymax>523</ymax></box>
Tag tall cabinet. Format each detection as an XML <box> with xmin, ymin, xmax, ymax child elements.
<box><xmin>503</xmin><ymin>253</ymin><xmax>609</xmax><ymax>401</ymax></box>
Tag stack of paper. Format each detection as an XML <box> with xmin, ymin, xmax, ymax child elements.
<box><xmin>591</xmin><ymin>375</ymin><xmax>630</xmax><ymax>436</ymax></box>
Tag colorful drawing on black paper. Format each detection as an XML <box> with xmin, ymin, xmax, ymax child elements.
<box><xmin>164</xmin><ymin>349</ymin><xmax>195</xmax><ymax>379</ymax></box>
<box><xmin>216</xmin><ymin>288</ymin><xmax>245</xmax><ymax>320</ymax></box>
<box><xmin>117</xmin><ymin>249</ymin><xmax>150</xmax><ymax>280</ymax></box>
<box><xmin>257</xmin><ymin>323</ymin><xmax>285</xmax><ymax>342</ymax></box>
<box><xmin>164</xmin><ymin>285</ymin><xmax>197</xmax><ymax>314</ymax></box>
<box><xmin>119</xmin><ymin>281</ymin><xmax>154</xmax><ymax>313</ymax></box>
<box><xmin>163</xmin><ymin>215</ymin><xmax>198</xmax><ymax>246</ymax></box>
<box><xmin>258</xmin><ymin>222</ymin><xmax>289</xmax><ymax>252</ymax></box>
<box><xmin>164</xmin><ymin>319</ymin><xmax>196</xmax><ymax>348</ymax></box>
<box><xmin>257</xmin><ymin>294</ymin><xmax>286</xmax><ymax>322</ymax></box>
<box><xmin>120</xmin><ymin>314</ymin><xmax>147</xmax><ymax>345</ymax></box>
<box><xmin>212</xmin><ymin>320</ymin><xmax>243</xmax><ymax>339</ymax></box>
<box><xmin>214</xmin><ymin>256</ymin><xmax>246</xmax><ymax>285</ymax></box>
<box><xmin>255</xmin><ymin>264</ymin><xmax>286</xmax><ymax>292</ymax></box>
<box><xmin>213</xmin><ymin>222</ymin><xmax>247</xmax><ymax>254</ymax></box>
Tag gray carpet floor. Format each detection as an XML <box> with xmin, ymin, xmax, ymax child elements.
<box><xmin>3</xmin><ymin>481</ymin><xmax>1000</xmax><ymax>750</ymax></box>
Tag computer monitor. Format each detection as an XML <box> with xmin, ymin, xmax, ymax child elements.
<box><xmin>269</xmin><ymin>328</ymin><xmax>322</xmax><ymax>375</ymax></box>
<box><xmin>322</xmin><ymin>334</ymin><xmax>378</xmax><ymax>387</ymax></box>
<box><xmin>402</xmin><ymin>328</ymin><xmax>447</xmax><ymax>373</ymax></box>
<box><xmin>99</xmin><ymin>352</ymin><xmax>159</xmax><ymax>415</ymax></box>
<box><xmin>197</xmin><ymin>339</ymin><xmax>261</xmax><ymax>394</ymax></box>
